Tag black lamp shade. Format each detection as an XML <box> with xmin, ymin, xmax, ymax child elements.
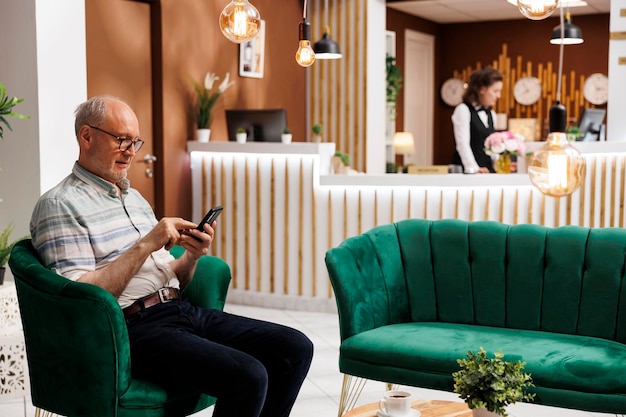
<box><xmin>550</xmin><ymin>18</ymin><xmax>584</xmax><ymax>45</ymax></box>
<box><xmin>313</xmin><ymin>32</ymin><xmax>342</xmax><ymax>59</ymax></box>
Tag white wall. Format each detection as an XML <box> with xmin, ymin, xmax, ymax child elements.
<box><xmin>366</xmin><ymin>0</ymin><xmax>388</xmax><ymax>174</ymax></box>
<box><xmin>608</xmin><ymin>0</ymin><xmax>626</xmax><ymax>141</ymax></box>
<box><xmin>0</xmin><ymin>0</ymin><xmax>85</xmax><ymax>243</ymax></box>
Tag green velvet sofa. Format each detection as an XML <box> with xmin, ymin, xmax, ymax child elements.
<box><xmin>325</xmin><ymin>218</ymin><xmax>626</xmax><ymax>415</ymax></box>
<box><xmin>9</xmin><ymin>239</ymin><xmax>231</xmax><ymax>417</ymax></box>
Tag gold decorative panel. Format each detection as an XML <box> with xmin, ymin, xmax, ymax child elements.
<box><xmin>452</xmin><ymin>44</ymin><xmax>601</xmax><ymax>138</ymax></box>
<box><xmin>309</xmin><ymin>0</ymin><xmax>368</xmax><ymax>173</ymax></box>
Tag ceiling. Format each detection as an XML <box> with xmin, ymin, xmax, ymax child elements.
<box><xmin>386</xmin><ymin>0</ymin><xmax>611</xmax><ymax>24</ymax></box>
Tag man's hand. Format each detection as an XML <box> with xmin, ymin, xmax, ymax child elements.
<box><xmin>179</xmin><ymin>221</ymin><xmax>215</xmax><ymax>259</ymax></box>
<box><xmin>170</xmin><ymin>220</ymin><xmax>216</xmax><ymax>288</ymax></box>
<box><xmin>144</xmin><ymin>217</ymin><xmax>197</xmax><ymax>251</ymax></box>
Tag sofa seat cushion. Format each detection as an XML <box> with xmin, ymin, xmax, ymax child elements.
<box><xmin>340</xmin><ymin>322</ymin><xmax>626</xmax><ymax>394</ymax></box>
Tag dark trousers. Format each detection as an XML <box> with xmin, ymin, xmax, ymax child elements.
<box><xmin>126</xmin><ymin>299</ymin><xmax>314</xmax><ymax>417</ymax></box>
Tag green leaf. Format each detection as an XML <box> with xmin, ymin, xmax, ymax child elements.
<box><xmin>452</xmin><ymin>347</ymin><xmax>535</xmax><ymax>416</ymax></box>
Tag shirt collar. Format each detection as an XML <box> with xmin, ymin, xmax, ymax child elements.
<box><xmin>72</xmin><ymin>162</ymin><xmax>130</xmax><ymax>197</ymax></box>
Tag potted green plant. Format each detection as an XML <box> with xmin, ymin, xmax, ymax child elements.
<box><xmin>332</xmin><ymin>151</ymin><xmax>350</xmax><ymax>174</ymax></box>
<box><xmin>192</xmin><ymin>71</ymin><xmax>234</xmax><ymax>142</ymax></box>
<box><xmin>281</xmin><ymin>127</ymin><xmax>292</xmax><ymax>144</ymax></box>
<box><xmin>0</xmin><ymin>223</ymin><xmax>25</xmax><ymax>285</ymax></box>
<box><xmin>0</xmin><ymin>82</ymin><xmax>29</xmax><ymax>140</ymax></box>
<box><xmin>236</xmin><ymin>127</ymin><xmax>247</xmax><ymax>143</ymax></box>
<box><xmin>311</xmin><ymin>123</ymin><xmax>323</xmax><ymax>143</ymax></box>
<box><xmin>386</xmin><ymin>55</ymin><xmax>403</xmax><ymax>121</ymax></box>
<box><xmin>452</xmin><ymin>347</ymin><xmax>535</xmax><ymax>417</ymax></box>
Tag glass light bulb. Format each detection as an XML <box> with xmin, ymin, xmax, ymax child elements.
<box><xmin>296</xmin><ymin>40</ymin><xmax>316</xmax><ymax>67</ymax></box>
<box><xmin>517</xmin><ymin>0</ymin><xmax>559</xmax><ymax>20</ymax></box>
<box><xmin>219</xmin><ymin>0</ymin><xmax>261</xmax><ymax>44</ymax></box>
<box><xmin>528</xmin><ymin>132</ymin><xmax>586</xmax><ymax>197</ymax></box>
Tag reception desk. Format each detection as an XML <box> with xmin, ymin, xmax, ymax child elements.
<box><xmin>188</xmin><ymin>141</ymin><xmax>626</xmax><ymax>312</ymax></box>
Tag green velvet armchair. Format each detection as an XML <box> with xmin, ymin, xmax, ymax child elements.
<box><xmin>8</xmin><ymin>239</ymin><xmax>232</xmax><ymax>417</ymax></box>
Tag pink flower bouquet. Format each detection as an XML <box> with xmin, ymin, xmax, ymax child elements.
<box><xmin>484</xmin><ymin>130</ymin><xmax>526</xmax><ymax>157</ymax></box>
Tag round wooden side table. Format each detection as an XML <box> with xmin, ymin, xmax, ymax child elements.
<box><xmin>343</xmin><ymin>399</ymin><xmax>471</xmax><ymax>417</ymax></box>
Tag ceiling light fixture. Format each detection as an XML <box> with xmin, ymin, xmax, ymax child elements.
<box><xmin>508</xmin><ymin>0</ymin><xmax>588</xmax><ymax>11</ymax></box>
<box><xmin>313</xmin><ymin>0</ymin><xmax>342</xmax><ymax>59</ymax></box>
<box><xmin>527</xmin><ymin>3</ymin><xmax>585</xmax><ymax>197</ymax></box>
<box><xmin>296</xmin><ymin>0</ymin><xmax>316</xmax><ymax>67</ymax></box>
<box><xmin>550</xmin><ymin>11</ymin><xmax>584</xmax><ymax>45</ymax></box>
<box><xmin>219</xmin><ymin>0</ymin><xmax>262</xmax><ymax>44</ymax></box>
<box><xmin>515</xmin><ymin>0</ymin><xmax>559</xmax><ymax>20</ymax></box>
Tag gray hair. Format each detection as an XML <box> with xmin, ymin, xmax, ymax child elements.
<box><xmin>74</xmin><ymin>95</ymin><xmax>127</xmax><ymax>137</ymax></box>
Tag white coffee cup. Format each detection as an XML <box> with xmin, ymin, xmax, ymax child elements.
<box><xmin>378</xmin><ymin>390</ymin><xmax>412</xmax><ymax>416</ymax></box>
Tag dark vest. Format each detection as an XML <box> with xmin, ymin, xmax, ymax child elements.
<box><xmin>453</xmin><ymin>103</ymin><xmax>495</xmax><ymax>173</ymax></box>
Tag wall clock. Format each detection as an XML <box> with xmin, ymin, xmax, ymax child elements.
<box><xmin>440</xmin><ymin>78</ymin><xmax>466</xmax><ymax>107</ymax></box>
<box><xmin>583</xmin><ymin>73</ymin><xmax>608</xmax><ymax>105</ymax></box>
<box><xmin>513</xmin><ymin>76</ymin><xmax>542</xmax><ymax>106</ymax></box>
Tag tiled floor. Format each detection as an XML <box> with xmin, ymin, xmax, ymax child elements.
<box><xmin>0</xmin><ymin>304</ymin><xmax>619</xmax><ymax>417</ymax></box>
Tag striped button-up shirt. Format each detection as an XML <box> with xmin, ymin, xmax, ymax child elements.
<box><xmin>31</xmin><ymin>162</ymin><xmax>179</xmax><ymax>308</ymax></box>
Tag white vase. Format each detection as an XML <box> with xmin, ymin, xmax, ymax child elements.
<box><xmin>197</xmin><ymin>128</ymin><xmax>211</xmax><ymax>143</ymax></box>
<box><xmin>281</xmin><ymin>133</ymin><xmax>292</xmax><ymax>144</ymax></box>
<box><xmin>471</xmin><ymin>408</ymin><xmax>501</xmax><ymax>417</ymax></box>
<box><xmin>236</xmin><ymin>132</ymin><xmax>247</xmax><ymax>143</ymax></box>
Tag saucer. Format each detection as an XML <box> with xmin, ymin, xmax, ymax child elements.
<box><xmin>377</xmin><ymin>410</ymin><xmax>420</xmax><ymax>417</ymax></box>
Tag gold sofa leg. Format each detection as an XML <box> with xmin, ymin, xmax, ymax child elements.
<box><xmin>337</xmin><ymin>374</ymin><xmax>368</xmax><ymax>417</ymax></box>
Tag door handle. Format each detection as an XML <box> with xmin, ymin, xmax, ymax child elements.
<box><xmin>139</xmin><ymin>154</ymin><xmax>157</xmax><ymax>178</ymax></box>
<box><xmin>140</xmin><ymin>154</ymin><xmax>157</xmax><ymax>164</ymax></box>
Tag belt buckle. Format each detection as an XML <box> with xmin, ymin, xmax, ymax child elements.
<box><xmin>158</xmin><ymin>287</ymin><xmax>171</xmax><ymax>303</ymax></box>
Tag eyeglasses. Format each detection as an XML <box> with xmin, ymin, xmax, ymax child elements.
<box><xmin>87</xmin><ymin>125</ymin><xmax>145</xmax><ymax>152</ymax></box>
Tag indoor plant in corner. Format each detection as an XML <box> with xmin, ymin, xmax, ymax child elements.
<box><xmin>0</xmin><ymin>223</ymin><xmax>23</xmax><ymax>285</ymax></box>
<box><xmin>0</xmin><ymin>82</ymin><xmax>29</xmax><ymax>140</ymax></box>
<box><xmin>452</xmin><ymin>347</ymin><xmax>535</xmax><ymax>417</ymax></box>
<box><xmin>192</xmin><ymin>71</ymin><xmax>234</xmax><ymax>143</ymax></box>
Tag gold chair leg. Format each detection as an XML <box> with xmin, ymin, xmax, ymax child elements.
<box><xmin>34</xmin><ymin>407</ymin><xmax>58</xmax><ymax>417</ymax></box>
<box><xmin>337</xmin><ymin>374</ymin><xmax>368</xmax><ymax>417</ymax></box>
<box><xmin>385</xmin><ymin>382</ymin><xmax>399</xmax><ymax>391</ymax></box>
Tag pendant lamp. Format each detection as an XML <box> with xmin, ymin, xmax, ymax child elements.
<box><xmin>527</xmin><ymin>3</ymin><xmax>585</xmax><ymax>197</ymax></box>
<box><xmin>219</xmin><ymin>0</ymin><xmax>262</xmax><ymax>44</ymax></box>
<box><xmin>516</xmin><ymin>0</ymin><xmax>559</xmax><ymax>20</ymax></box>
<box><xmin>550</xmin><ymin>12</ymin><xmax>584</xmax><ymax>45</ymax></box>
<box><xmin>313</xmin><ymin>0</ymin><xmax>342</xmax><ymax>59</ymax></box>
<box><xmin>296</xmin><ymin>0</ymin><xmax>316</xmax><ymax>67</ymax></box>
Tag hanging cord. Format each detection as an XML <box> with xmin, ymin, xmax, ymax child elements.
<box><xmin>325</xmin><ymin>0</ymin><xmax>329</xmax><ymax>29</ymax></box>
<box><xmin>556</xmin><ymin>4</ymin><xmax>565</xmax><ymax>102</ymax></box>
<box><xmin>303</xmin><ymin>0</ymin><xmax>308</xmax><ymax>19</ymax></box>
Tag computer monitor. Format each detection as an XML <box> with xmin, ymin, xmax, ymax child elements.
<box><xmin>225</xmin><ymin>109</ymin><xmax>287</xmax><ymax>142</ymax></box>
<box><xmin>578</xmin><ymin>108</ymin><xmax>606</xmax><ymax>142</ymax></box>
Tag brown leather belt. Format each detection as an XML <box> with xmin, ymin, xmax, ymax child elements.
<box><xmin>122</xmin><ymin>287</ymin><xmax>180</xmax><ymax>318</ymax></box>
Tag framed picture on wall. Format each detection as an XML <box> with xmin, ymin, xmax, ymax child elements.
<box><xmin>239</xmin><ymin>20</ymin><xmax>265</xmax><ymax>79</ymax></box>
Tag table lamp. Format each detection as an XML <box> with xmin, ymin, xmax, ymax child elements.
<box><xmin>393</xmin><ymin>132</ymin><xmax>415</xmax><ymax>172</ymax></box>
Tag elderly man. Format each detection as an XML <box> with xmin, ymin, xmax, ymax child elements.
<box><xmin>30</xmin><ymin>95</ymin><xmax>313</xmax><ymax>417</ymax></box>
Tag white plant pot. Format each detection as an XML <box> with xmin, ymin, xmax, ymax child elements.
<box><xmin>197</xmin><ymin>128</ymin><xmax>211</xmax><ymax>143</ymax></box>
<box><xmin>471</xmin><ymin>408</ymin><xmax>501</xmax><ymax>417</ymax></box>
<box><xmin>236</xmin><ymin>133</ymin><xmax>247</xmax><ymax>143</ymax></box>
<box><xmin>281</xmin><ymin>133</ymin><xmax>292</xmax><ymax>144</ymax></box>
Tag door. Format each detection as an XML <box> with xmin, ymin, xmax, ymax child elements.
<box><xmin>86</xmin><ymin>0</ymin><xmax>156</xmax><ymax>208</ymax></box>
<box><xmin>404</xmin><ymin>29</ymin><xmax>435</xmax><ymax>166</ymax></box>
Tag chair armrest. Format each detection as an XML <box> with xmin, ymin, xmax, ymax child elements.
<box><xmin>169</xmin><ymin>245</ymin><xmax>232</xmax><ymax>311</ymax></box>
<box><xmin>325</xmin><ymin>224</ymin><xmax>409</xmax><ymax>342</ymax></box>
<box><xmin>9</xmin><ymin>240</ymin><xmax>129</xmax><ymax>416</ymax></box>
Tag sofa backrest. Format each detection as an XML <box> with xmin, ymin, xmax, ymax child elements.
<box><xmin>326</xmin><ymin>218</ymin><xmax>626</xmax><ymax>343</ymax></box>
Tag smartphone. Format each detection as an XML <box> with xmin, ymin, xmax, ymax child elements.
<box><xmin>190</xmin><ymin>205</ymin><xmax>223</xmax><ymax>241</ymax></box>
